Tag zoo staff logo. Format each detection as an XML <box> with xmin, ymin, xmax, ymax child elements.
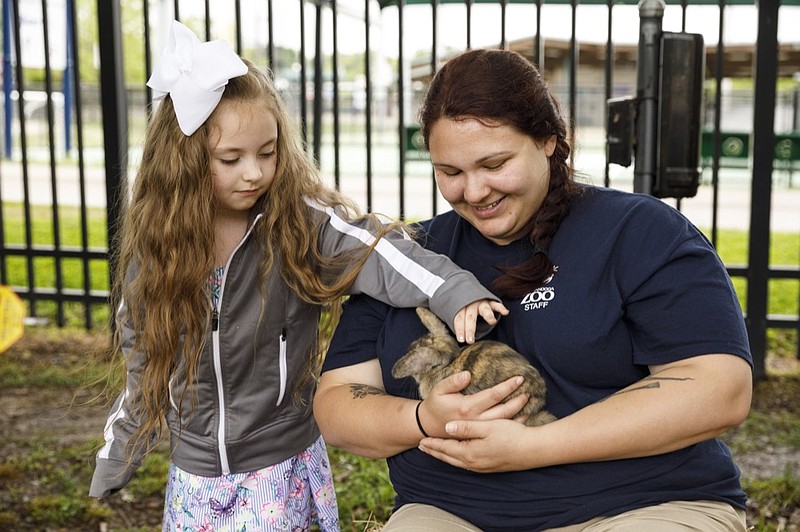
<box><xmin>520</xmin><ymin>266</ymin><xmax>557</xmax><ymax>312</ymax></box>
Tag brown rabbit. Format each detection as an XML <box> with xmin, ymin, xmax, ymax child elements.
<box><xmin>391</xmin><ymin>307</ymin><xmax>555</xmax><ymax>427</ymax></box>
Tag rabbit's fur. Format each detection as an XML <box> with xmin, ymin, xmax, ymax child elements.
<box><xmin>391</xmin><ymin>307</ymin><xmax>555</xmax><ymax>427</ymax></box>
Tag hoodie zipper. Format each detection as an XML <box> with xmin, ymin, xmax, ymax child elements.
<box><xmin>212</xmin><ymin>308</ymin><xmax>219</xmax><ymax>332</ymax></box>
<box><xmin>211</xmin><ymin>214</ymin><xmax>261</xmax><ymax>476</ymax></box>
<box><xmin>276</xmin><ymin>328</ymin><xmax>288</xmax><ymax>406</ymax></box>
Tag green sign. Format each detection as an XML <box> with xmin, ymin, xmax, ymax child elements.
<box><xmin>405</xmin><ymin>125</ymin><xmax>428</xmax><ymax>157</ymax></box>
<box><xmin>701</xmin><ymin>130</ymin><xmax>800</xmax><ymax>163</ymax></box>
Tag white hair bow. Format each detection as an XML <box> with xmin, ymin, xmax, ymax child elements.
<box><xmin>147</xmin><ymin>20</ymin><xmax>248</xmax><ymax>136</ymax></box>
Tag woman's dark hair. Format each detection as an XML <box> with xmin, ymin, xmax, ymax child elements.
<box><xmin>418</xmin><ymin>48</ymin><xmax>582</xmax><ymax>299</ymax></box>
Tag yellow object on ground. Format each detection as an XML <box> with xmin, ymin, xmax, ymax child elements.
<box><xmin>0</xmin><ymin>286</ymin><xmax>25</xmax><ymax>354</ymax></box>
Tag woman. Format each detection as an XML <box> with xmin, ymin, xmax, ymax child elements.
<box><xmin>313</xmin><ymin>48</ymin><xmax>752</xmax><ymax>531</ymax></box>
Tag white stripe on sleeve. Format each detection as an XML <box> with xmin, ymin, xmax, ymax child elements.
<box><xmin>309</xmin><ymin>200</ymin><xmax>446</xmax><ymax>297</ymax></box>
<box><xmin>98</xmin><ymin>388</ymin><xmax>129</xmax><ymax>459</ymax></box>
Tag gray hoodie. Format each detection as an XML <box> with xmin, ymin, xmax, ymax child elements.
<box><xmin>90</xmin><ymin>202</ymin><xmax>497</xmax><ymax>498</ymax></box>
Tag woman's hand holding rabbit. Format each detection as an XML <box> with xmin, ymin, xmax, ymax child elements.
<box><xmin>418</xmin><ymin>417</ymin><xmax>534</xmax><ymax>473</ymax></box>
<box><xmin>417</xmin><ymin>371</ymin><xmax>529</xmax><ymax>438</ymax></box>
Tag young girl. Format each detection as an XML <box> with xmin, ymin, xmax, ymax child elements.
<box><xmin>89</xmin><ymin>22</ymin><xmax>506</xmax><ymax>531</ymax></box>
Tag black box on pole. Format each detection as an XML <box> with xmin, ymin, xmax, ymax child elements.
<box><xmin>653</xmin><ymin>31</ymin><xmax>705</xmax><ymax>199</ymax></box>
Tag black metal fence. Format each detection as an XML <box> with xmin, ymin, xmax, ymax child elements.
<box><xmin>0</xmin><ymin>0</ymin><xmax>798</xmax><ymax>379</ymax></box>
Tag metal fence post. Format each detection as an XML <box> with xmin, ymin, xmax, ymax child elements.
<box><xmin>96</xmin><ymin>0</ymin><xmax>128</xmax><ymax>292</ymax></box>
<box><xmin>633</xmin><ymin>0</ymin><xmax>664</xmax><ymax>195</ymax></box>
<box><xmin>747</xmin><ymin>0</ymin><xmax>779</xmax><ymax>381</ymax></box>
<box><xmin>2</xmin><ymin>0</ymin><xmax>12</xmax><ymax>158</ymax></box>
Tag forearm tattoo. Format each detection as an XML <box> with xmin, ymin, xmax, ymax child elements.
<box><xmin>349</xmin><ymin>383</ymin><xmax>386</xmax><ymax>399</ymax></box>
<box><xmin>601</xmin><ymin>375</ymin><xmax>694</xmax><ymax>401</ymax></box>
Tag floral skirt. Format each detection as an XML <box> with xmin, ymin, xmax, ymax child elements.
<box><xmin>162</xmin><ymin>435</ymin><xmax>340</xmax><ymax>531</ymax></box>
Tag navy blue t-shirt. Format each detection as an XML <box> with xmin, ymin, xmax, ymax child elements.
<box><xmin>323</xmin><ymin>186</ymin><xmax>752</xmax><ymax>531</ymax></box>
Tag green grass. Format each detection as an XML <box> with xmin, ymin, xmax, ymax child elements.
<box><xmin>724</xmin><ymin>375</ymin><xmax>800</xmax><ymax>453</ymax></box>
<box><xmin>712</xmin><ymin>229</ymin><xmax>800</xmax><ymax>316</ymax></box>
<box><xmin>743</xmin><ymin>473</ymin><xmax>800</xmax><ymax>531</ymax></box>
<box><xmin>331</xmin><ymin>450</ymin><xmax>395</xmax><ymax>527</ymax></box>
<box><xmin>711</xmin><ymin>228</ymin><xmax>800</xmax><ymax>359</ymax></box>
<box><xmin>731</xmin><ymin>410</ymin><xmax>800</xmax><ymax>452</ymax></box>
<box><xmin>2</xmin><ymin>202</ymin><xmax>111</xmax><ymax>327</ymax></box>
<box><xmin>2</xmin><ymin>202</ymin><xmax>109</xmax><ymax>291</ymax></box>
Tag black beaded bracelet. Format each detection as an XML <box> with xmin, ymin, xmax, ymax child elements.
<box><xmin>415</xmin><ymin>400</ymin><xmax>430</xmax><ymax>438</ymax></box>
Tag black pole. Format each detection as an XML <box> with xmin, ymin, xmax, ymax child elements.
<box><xmin>313</xmin><ymin>3</ymin><xmax>323</xmax><ymax>166</ymax></box>
<box><xmin>332</xmin><ymin>0</ymin><xmax>341</xmax><ymax>190</ymax></box>
<box><xmin>430</xmin><ymin>0</ymin><xmax>438</xmax><ymax>215</ymax></box>
<box><xmin>96</xmin><ymin>0</ymin><xmax>127</xmax><ymax>293</ymax></box>
<box><xmin>747</xmin><ymin>0</ymin><xmax>779</xmax><ymax>381</ymax></box>
<box><xmin>365</xmin><ymin>0</ymin><xmax>373</xmax><ymax>212</ymax></box>
<box><xmin>603</xmin><ymin>0</ymin><xmax>614</xmax><ymax>188</ymax></box>
<box><xmin>633</xmin><ymin>0</ymin><xmax>664</xmax><ymax>195</ymax></box>
<box><xmin>710</xmin><ymin>2</ymin><xmax>726</xmax><ymax>247</ymax></box>
<box><xmin>299</xmin><ymin>0</ymin><xmax>308</xmax><ymax>145</ymax></box>
<box><xmin>398</xmin><ymin>0</ymin><xmax>405</xmax><ymax>219</ymax></box>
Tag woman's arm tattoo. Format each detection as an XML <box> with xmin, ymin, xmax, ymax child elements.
<box><xmin>349</xmin><ymin>383</ymin><xmax>386</xmax><ymax>399</ymax></box>
<box><xmin>600</xmin><ymin>376</ymin><xmax>694</xmax><ymax>401</ymax></box>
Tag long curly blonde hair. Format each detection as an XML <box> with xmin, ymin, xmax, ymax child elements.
<box><xmin>109</xmin><ymin>60</ymin><xmax>392</xmax><ymax>458</ymax></box>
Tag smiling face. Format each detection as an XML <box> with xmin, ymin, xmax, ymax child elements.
<box><xmin>429</xmin><ymin>117</ymin><xmax>556</xmax><ymax>246</ymax></box>
<box><xmin>207</xmin><ymin>100</ymin><xmax>279</xmax><ymax>219</ymax></box>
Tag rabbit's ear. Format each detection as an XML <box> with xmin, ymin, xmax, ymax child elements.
<box><xmin>392</xmin><ymin>347</ymin><xmax>440</xmax><ymax>378</ymax></box>
<box><xmin>416</xmin><ymin>307</ymin><xmax>449</xmax><ymax>336</ymax></box>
